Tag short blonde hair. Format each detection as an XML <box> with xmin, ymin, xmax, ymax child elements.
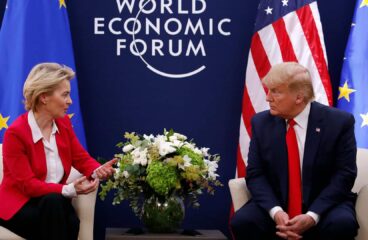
<box><xmin>23</xmin><ymin>63</ymin><xmax>75</xmax><ymax>111</ymax></box>
<box><xmin>262</xmin><ymin>62</ymin><xmax>315</xmax><ymax>103</ymax></box>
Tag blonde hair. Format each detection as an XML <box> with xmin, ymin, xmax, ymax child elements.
<box><xmin>262</xmin><ymin>62</ymin><xmax>315</xmax><ymax>103</ymax></box>
<box><xmin>23</xmin><ymin>63</ymin><xmax>75</xmax><ymax>111</ymax></box>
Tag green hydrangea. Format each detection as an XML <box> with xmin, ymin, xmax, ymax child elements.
<box><xmin>177</xmin><ymin>147</ymin><xmax>204</xmax><ymax>167</ymax></box>
<box><xmin>146</xmin><ymin>161</ymin><xmax>178</xmax><ymax>196</ymax></box>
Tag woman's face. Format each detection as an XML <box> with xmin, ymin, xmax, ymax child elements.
<box><xmin>44</xmin><ymin>80</ymin><xmax>72</xmax><ymax>119</ymax></box>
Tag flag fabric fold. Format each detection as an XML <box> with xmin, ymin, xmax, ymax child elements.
<box><xmin>236</xmin><ymin>0</ymin><xmax>333</xmax><ymax>177</ymax></box>
<box><xmin>337</xmin><ymin>0</ymin><xmax>368</xmax><ymax>149</ymax></box>
<box><xmin>0</xmin><ymin>0</ymin><xmax>87</xmax><ymax>147</ymax></box>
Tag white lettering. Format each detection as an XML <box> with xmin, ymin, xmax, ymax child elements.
<box><xmin>177</xmin><ymin>0</ymin><xmax>188</xmax><ymax>14</ymax></box>
<box><xmin>218</xmin><ymin>18</ymin><xmax>231</xmax><ymax>36</ymax></box>
<box><xmin>184</xmin><ymin>19</ymin><xmax>204</xmax><ymax>35</ymax></box>
<box><xmin>152</xmin><ymin>40</ymin><xmax>164</xmax><ymax>56</ymax></box>
<box><xmin>164</xmin><ymin>18</ymin><xmax>182</xmax><ymax>35</ymax></box>
<box><xmin>116</xmin><ymin>0</ymin><xmax>135</xmax><ymax>14</ymax></box>
<box><xmin>193</xmin><ymin>0</ymin><xmax>206</xmax><ymax>14</ymax></box>
<box><xmin>186</xmin><ymin>40</ymin><xmax>206</xmax><ymax>56</ymax></box>
<box><xmin>139</xmin><ymin>0</ymin><xmax>156</xmax><ymax>14</ymax></box>
<box><xmin>124</xmin><ymin>18</ymin><xmax>141</xmax><ymax>35</ymax></box>
<box><xmin>130</xmin><ymin>39</ymin><xmax>147</xmax><ymax>56</ymax></box>
<box><xmin>169</xmin><ymin>39</ymin><xmax>182</xmax><ymax>56</ymax></box>
<box><xmin>109</xmin><ymin>18</ymin><xmax>122</xmax><ymax>35</ymax></box>
<box><xmin>117</xmin><ymin>39</ymin><xmax>127</xmax><ymax>56</ymax></box>
<box><xmin>94</xmin><ymin>18</ymin><xmax>105</xmax><ymax>34</ymax></box>
<box><xmin>161</xmin><ymin>0</ymin><xmax>173</xmax><ymax>14</ymax></box>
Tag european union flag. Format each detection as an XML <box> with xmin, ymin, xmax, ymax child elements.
<box><xmin>0</xmin><ymin>0</ymin><xmax>87</xmax><ymax>147</ymax></box>
<box><xmin>337</xmin><ymin>0</ymin><xmax>368</xmax><ymax>149</ymax></box>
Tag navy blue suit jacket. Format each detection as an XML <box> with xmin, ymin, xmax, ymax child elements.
<box><xmin>246</xmin><ymin>101</ymin><xmax>357</xmax><ymax>216</ymax></box>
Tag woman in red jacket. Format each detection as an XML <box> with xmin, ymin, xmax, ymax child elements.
<box><xmin>0</xmin><ymin>63</ymin><xmax>116</xmax><ymax>240</ymax></box>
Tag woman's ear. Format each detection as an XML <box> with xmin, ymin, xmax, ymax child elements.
<box><xmin>39</xmin><ymin>93</ymin><xmax>48</xmax><ymax>105</ymax></box>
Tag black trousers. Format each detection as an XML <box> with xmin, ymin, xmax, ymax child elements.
<box><xmin>230</xmin><ymin>200</ymin><xmax>359</xmax><ymax>240</ymax></box>
<box><xmin>0</xmin><ymin>193</ymin><xmax>79</xmax><ymax>240</ymax></box>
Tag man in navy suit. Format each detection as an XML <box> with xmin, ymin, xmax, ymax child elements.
<box><xmin>230</xmin><ymin>62</ymin><xmax>358</xmax><ymax>240</ymax></box>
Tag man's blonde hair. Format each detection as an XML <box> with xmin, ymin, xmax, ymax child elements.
<box><xmin>23</xmin><ymin>63</ymin><xmax>75</xmax><ymax>112</ymax></box>
<box><xmin>262</xmin><ymin>62</ymin><xmax>315</xmax><ymax>103</ymax></box>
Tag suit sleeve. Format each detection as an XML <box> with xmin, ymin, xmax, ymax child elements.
<box><xmin>246</xmin><ymin>117</ymin><xmax>282</xmax><ymax>212</ymax></box>
<box><xmin>3</xmin><ymin>129</ymin><xmax>63</xmax><ymax>197</ymax></box>
<box><xmin>64</xmin><ymin>117</ymin><xmax>100</xmax><ymax>177</ymax></box>
<box><xmin>308</xmin><ymin>114</ymin><xmax>357</xmax><ymax>215</ymax></box>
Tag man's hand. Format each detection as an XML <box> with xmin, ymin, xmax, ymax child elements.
<box><xmin>277</xmin><ymin>214</ymin><xmax>315</xmax><ymax>239</ymax></box>
<box><xmin>95</xmin><ymin>158</ymin><xmax>118</xmax><ymax>180</ymax></box>
<box><xmin>73</xmin><ymin>176</ymin><xmax>99</xmax><ymax>195</ymax></box>
<box><xmin>275</xmin><ymin>211</ymin><xmax>302</xmax><ymax>240</ymax></box>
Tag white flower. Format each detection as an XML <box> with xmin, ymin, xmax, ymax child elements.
<box><xmin>114</xmin><ymin>168</ymin><xmax>121</xmax><ymax>178</ymax></box>
<box><xmin>123</xmin><ymin>144</ymin><xmax>134</xmax><ymax>152</ymax></box>
<box><xmin>179</xmin><ymin>155</ymin><xmax>192</xmax><ymax>170</ymax></box>
<box><xmin>201</xmin><ymin>147</ymin><xmax>210</xmax><ymax>157</ymax></box>
<box><xmin>169</xmin><ymin>135</ymin><xmax>177</xmax><ymax>142</ymax></box>
<box><xmin>132</xmin><ymin>148</ymin><xmax>148</xmax><ymax>166</ymax></box>
<box><xmin>154</xmin><ymin>135</ymin><xmax>176</xmax><ymax>156</ymax></box>
<box><xmin>122</xmin><ymin>170</ymin><xmax>130</xmax><ymax>178</ymax></box>
<box><xmin>183</xmin><ymin>155</ymin><xmax>192</xmax><ymax>167</ymax></box>
<box><xmin>171</xmin><ymin>139</ymin><xmax>184</xmax><ymax>148</ymax></box>
<box><xmin>158</xmin><ymin>142</ymin><xmax>176</xmax><ymax>156</ymax></box>
<box><xmin>193</xmin><ymin>147</ymin><xmax>202</xmax><ymax>155</ymax></box>
<box><xmin>205</xmin><ymin>159</ymin><xmax>219</xmax><ymax>180</ymax></box>
<box><xmin>143</xmin><ymin>134</ymin><xmax>154</xmax><ymax>141</ymax></box>
<box><xmin>174</xmin><ymin>133</ymin><xmax>187</xmax><ymax>141</ymax></box>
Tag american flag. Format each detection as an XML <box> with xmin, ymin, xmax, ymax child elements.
<box><xmin>236</xmin><ymin>0</ymin><xmax>333</xmax><ymax>177</ymax></box>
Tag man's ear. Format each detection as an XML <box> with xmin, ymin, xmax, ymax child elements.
<box><xmin>295</xmin><ymin>92</ymin><xmax>304</xmax><ymax>105</ymax></box>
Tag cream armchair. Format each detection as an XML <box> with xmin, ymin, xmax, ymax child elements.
<box><xmin>229</xmin><ymin>148</ymin><xmax>368</xmax><ymax>240</ymax></box>
<box><xmin>0</xmin><ymin>144</ymin><xmax>98</xmax><ymax>240</ymax></box>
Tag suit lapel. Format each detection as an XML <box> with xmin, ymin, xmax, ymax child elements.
<box><xmin>55</xmin><ymin>128</ymin><xmax>71</xmax><ymax>182</ymax></box>
<box><xmin>302</xmin><ymin>102</ymin><xmax>323</xmax><ymax>205</ymax></box>
<box><xmin>274</xmin><ymin>117</ymin><xmax>289</xmax><ymax>206</ymax></box>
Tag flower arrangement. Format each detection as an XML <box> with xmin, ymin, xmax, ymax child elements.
<box><xmin>99</xmin><ymin>129</ymin><xmax>222</xmax><ymax>217</ymax></box>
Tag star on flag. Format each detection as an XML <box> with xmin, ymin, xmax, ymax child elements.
<box><xmin>59</xmin><ymin>0</ymin><xmax>66</xmax><ymax>8</ymax></box>
<box><xmin>338</xmin><ymin>81</ymin><xmax>356</xmax><ymax>102</ymax></box>
<box><xmin>0</xmin><ymin>113</ymin><xmax>10</xmax><ymax>131</ymax></box>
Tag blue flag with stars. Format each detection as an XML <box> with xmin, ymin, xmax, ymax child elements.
<box><xmin>0</xmin><ymin>0</ymin><xmax>87</xmax><ymax>147</ymax></box>
<box><xmin>337</xmin><ymin>0</ymin><xmax>368</xmax><ymax>149</ymax></box>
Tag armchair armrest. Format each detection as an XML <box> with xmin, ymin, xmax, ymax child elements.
<box><xmin>228</xmin><ymin>178</ymin><xmax>251</xmax><ymax>212</ymax></box>
<box><xmin>67</xmin><ymin>168</ymin><xmax>97</xmax><ymax>240</ymax></box>
<box><xmin>356</xmin><ymin>184</ymin><xmax>368</xmax><ymax>240</ymax></box>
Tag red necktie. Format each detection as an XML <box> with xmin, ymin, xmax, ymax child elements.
<box><xmin>286</xmin><ymin>119</ymin><xmax>302</xmax><ymax>218</ymax></box>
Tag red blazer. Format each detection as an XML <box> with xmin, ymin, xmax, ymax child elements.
<box><xmin>0</xmin><ymin>112</ymin><xmax>100</xmax><ymax>220</ymax></box>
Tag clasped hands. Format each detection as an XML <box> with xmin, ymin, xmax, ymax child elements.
<box><xmin>274</xmin><ymin>211</ymin><xmax>315</xmax><ymax>240</ymax></box>
<box><xmin>73</xmin><ymin>158</ymin><xmax>118</xmax><ymax>195</ymax></box>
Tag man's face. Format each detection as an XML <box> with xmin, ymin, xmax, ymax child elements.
<box><xmin>266</xmin><ymin>82</ymin><xmax>299</xmax><ymax>119</ymax></box>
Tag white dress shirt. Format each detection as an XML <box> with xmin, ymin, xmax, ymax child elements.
<box><xmin>269</xmin><ymin>103</ymin><xmax>320</xmax><ymax>224</ymax></box>
<box><xmin>28</xmin><ymin>111</ymin><xmax>76</xmax><ymax>198</ymax></box>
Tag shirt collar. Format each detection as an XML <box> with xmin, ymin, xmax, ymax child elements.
<box><xmin>28</xmin><ymin>111</ymin><xmax>59</xmax><ymax>143</ymax></box>
<box><xmin>292</xmin><ymin>102</ymin><xmax>311</xmax><ymax>129</ymax></box>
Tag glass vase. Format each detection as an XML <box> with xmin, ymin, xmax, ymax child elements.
<box><xmin>141</xmin><ymin>194</ymin><xmax>185</xmax><ymax>233</ymax></box>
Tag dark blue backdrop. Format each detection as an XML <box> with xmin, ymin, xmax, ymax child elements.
<box><xmin>0</xmin><ymin>0</ymin><xmax>356</xmax><ymax>239</ymax></box>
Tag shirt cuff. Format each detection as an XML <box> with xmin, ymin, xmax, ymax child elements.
<box><xmin>91</xmin><ymin>166</ymin><xmax>102</xmax><ymax>179</ymax></box>
<box><xmin>306</xmin><ymin>211</ymin><xmax>320</xmax><ymax>225</ymax></box>
<box><xmin>269</xmin><ymin>206</ymin><xmax>283</xmax><ymax>220</ymax></box>
<box><xmin>62</xmin><ymin>183</ymin><xmax>77</xmax><ymax>198</ymax></box>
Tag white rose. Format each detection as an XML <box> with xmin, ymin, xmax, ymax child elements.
<box><xmin>201</xmin><ymin>147</ymin><xmax>210</xmax><ymax>157</ymax></box>
<box><xmin>123</xmin><ymin>170</ymin><xmax>130</xmax><ymax>178</ymax></box>
<box><xmin>174</xmin><ymin>133</ymin><xmax>187</xmax><ymax>141</ymax></box>
<box><xmin>123</xmin><ymin>144</ymin><xmax>134</xmax><ymax>152</ymax></box>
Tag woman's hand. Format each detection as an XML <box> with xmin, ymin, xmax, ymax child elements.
<box><xmin>73</xmin><ymin>176</ymin><xmax>99</xmax><ymax>195</ymax></box>
<box><xmin>95</xmin><ymin>158</ymin><xmax>118</xmax><ymax>180</ymax></box>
